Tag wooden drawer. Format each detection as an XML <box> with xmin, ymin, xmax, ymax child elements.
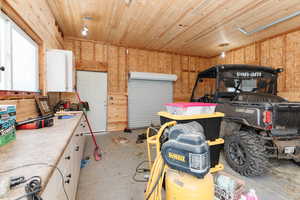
<box><xmin>42</xmin><ymin>147</ymin><xmax>72</xmax><ymax>200</ymax></box>
<box><xmin>42</xmin><ymin>117</ymin><xmax>86</xmax><ymax>200</ymax></box>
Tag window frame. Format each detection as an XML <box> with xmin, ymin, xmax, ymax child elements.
<box><xmin>0</xmin><ymin>11</ymin><xmax>39</xmax><ymax>92</ymax></box>
<box><xmin>11</xmin><ymin>18</ymin><xmax>39</xmax><ymax>91</ymax></box>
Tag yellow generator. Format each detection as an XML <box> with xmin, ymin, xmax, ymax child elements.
<box><xmin>145</xmin><ymin>112</ymin><xmax>224</xmax><ymax>200</ymax></box>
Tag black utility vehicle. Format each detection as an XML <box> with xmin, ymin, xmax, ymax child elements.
<box><xmin>191</xmin><ymin>64</ymin><xmax>300</xmax><ymax>176</ymax></box>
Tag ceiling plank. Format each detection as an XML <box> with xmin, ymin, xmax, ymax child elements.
<box><xmin>47</xmin><ymin>0</ymin><xmax>300</xmax><ymax>57</ymax></box>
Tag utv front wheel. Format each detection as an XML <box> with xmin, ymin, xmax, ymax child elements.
<box><xmin>224</xmin><ymin>131</ymin><xmax>270</xmax><ymax>176</ymax></box>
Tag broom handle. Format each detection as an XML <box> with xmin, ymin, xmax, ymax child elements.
<box><xmin>75</xmin><ymin>92</ymin><xmax>100</xmax><ymax>149</ymax></box>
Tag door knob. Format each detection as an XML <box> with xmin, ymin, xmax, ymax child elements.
<box><xmin>75</xmin><ymin>145</ymin><xmax>80</xmax><ymax>151</ymax></box>
<box><xmin>65</xmin><ymin>156</ymin><xmax>71</xmax><ymax>160</ymax></box>
<box><xmin>0</xmin><ymin>66</ymin><xmax>5</xmax><ymax>71</ymax></box>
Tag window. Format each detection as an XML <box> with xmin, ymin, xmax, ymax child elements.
<box><xmin>0</xmin><ymin>11</ymin><xmax>39</xmax><ymax>92</ymax></box>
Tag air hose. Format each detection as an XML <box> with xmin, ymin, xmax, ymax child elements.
<box><xmin>144</xmin><ymin>154</ymin><xmax>167</xmax><ymax>200</ymax></box>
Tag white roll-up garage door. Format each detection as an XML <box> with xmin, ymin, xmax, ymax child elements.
<box><xmin>128</xmin><ymin>72</ymin><xmax>177</xmax><ymax>128</ymax></box>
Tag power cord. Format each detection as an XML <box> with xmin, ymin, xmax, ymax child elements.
<box><xmin>10</xmin><ymin>176</ymin><xmax>27</xmax><ymax>188</ymax></box>
<box><xmin>13</xmin><ymin>176</ymin><xmax>42</xmax><ymax>200</ymax></box>
<box><xmin>0</xmin><ymin>163</ymin><xmax>69</xmax><ymax>200</ymax></box>
<box><xmin>132</xmin><ymin>160</ymin><xmax>150</xmax><ymax>183</ymax></box>
<box><xmin>24</xmin><ymin>176</ymin><xmax>42</xmax><ymax>200</ymax></box>
<box><xmin>145</xmin><ymin>165</ymin><xmax>165</xmax><ymax>200</ymax></box>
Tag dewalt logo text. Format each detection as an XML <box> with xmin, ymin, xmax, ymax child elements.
<box><xmin>168</xmin><ymin>152</ymin><xmax>185</xmax><ymax>162</ymax></box>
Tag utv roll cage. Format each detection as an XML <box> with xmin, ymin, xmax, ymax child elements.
<box><xmin>190</xmin><ymin>64</ymin><xmax>283</xmax><ymax>102</ymax></box>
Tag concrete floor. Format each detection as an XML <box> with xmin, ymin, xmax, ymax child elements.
<box><xmin>76</xmin><ymin>131</ymin><xmax>300</xmax><ymax>200</ymax></box>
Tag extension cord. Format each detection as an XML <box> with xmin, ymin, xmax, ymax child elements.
<box><xmin>0</xmin><ymin>178</ymin><xmax>10</xmax><ymax>199</ymax></box>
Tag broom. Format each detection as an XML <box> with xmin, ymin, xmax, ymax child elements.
<box><xmin>75</xmin><ymin>91</ymin><xmax>102</xmax><ymax>161</ymax></box>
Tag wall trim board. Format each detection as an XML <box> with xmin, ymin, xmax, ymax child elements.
<box><xmin>0</xmin><ymin>91</ymin><xmax>39</xmax><ymax>100</ymax></box>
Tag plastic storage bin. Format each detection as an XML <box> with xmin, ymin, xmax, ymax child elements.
<box><xmin>159</xmin><ymin>111</ymin><xmax>224</xmax><ymax>141</ymax></box>
<box><xmin>165</xmin><ymin>102</ymin><xmax>217</xmax><ymax>115</ymax></box>
<box><xmin>208</xmin><ymin>139</ymin><xmax>224</xmax><ymax>169</ymax></box>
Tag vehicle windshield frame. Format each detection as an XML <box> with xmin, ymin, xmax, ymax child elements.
<box><xmin>191</xmin><ymin>65</ymin><xmax>279</xmax><ymax>102</ymax></box>
<box><xmin>216</xmin><ymin>70</ymin><xmax>277</xmax><ymax>94</ymax></box>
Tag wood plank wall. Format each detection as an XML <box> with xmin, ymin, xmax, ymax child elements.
<box><xmin>64</xmin><ymin>38</ymin><xmax>210</xmax><ymax>131</ymax></box>
<box><xmin>210</xmin><ymin>29</ymin><xmax>300</xmax><ymax>101</ymax></box>
<box><xmin>2</xmin><ymin>0</ymin><xmax>63</xmax><ymax>49</ymax></box>
<box><xmin>0</xmin><ymin>99</ymin><xmax>39</xmax><ymax>122</ymax></box>
<box><xmin>0</xmin><ymin>0</ymin><xmax>63</xmax><ymax>122</ymax></box>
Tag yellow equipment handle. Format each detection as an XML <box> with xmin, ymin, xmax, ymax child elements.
<box><xmin>146</xmin><ymin>121</ymin><xmax>177</xmax><ymax>169</ymax></box>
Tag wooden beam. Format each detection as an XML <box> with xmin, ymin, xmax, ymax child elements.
<box><xmin>76</xmin><ymin>60</ymin><xmax>108</xmax><ymax>72</ymax></box>
<box><xmin>1</xmin><ymin>0</ymin><xmax>42</xmax><ymax>45</ymax></box>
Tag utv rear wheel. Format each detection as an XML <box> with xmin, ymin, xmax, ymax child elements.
<box><xmin>224</xmin><ymin>131</ymin><xmax>270</xmax><ymax>176</ymax></box>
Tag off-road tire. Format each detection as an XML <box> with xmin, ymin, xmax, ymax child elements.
<box><xmin>224</xmin><ymin>131</ymin><xmax>270</xmax><ymax>177</ymax></box>
<box><xmin>219</xmin><ymin>120</ymin><xmax>241</xmax><ymax>138</ymax></box>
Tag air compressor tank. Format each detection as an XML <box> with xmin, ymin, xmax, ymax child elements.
<box><xmin>165</xmin><ymin>168</ymin><xmax>214</xmax><ymax>200</ymax></box>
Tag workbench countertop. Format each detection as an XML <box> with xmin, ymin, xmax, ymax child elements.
<box><xmin>0</xmin><ymin>113</ymin><xmax>83</xmax><ymax>200</ymax></box>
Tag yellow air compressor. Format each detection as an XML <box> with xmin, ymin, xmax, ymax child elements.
<box><xmin>145</xmin><ymin>119</ymin><xmax>223</xmax><ymax>200</ymax></box>
<box><xmin>165</xmin><ymin>169</ymin><xmax>214</xmax><ymax>200</ymax></box>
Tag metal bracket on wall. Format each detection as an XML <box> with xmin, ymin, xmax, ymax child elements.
<box><xmin>237</xmin><ymin>10</ymin><xmax>300</xmax><ymax>35</ymax></box>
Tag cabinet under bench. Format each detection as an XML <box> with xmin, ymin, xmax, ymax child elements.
<box><xmin>0</xmin><ymin>113</ymin><xmax>87</xmax><ymax>200</ymax></box>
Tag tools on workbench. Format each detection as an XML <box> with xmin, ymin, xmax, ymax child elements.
<box><xmin>54</xmin><ymin>99</ymin><xmax>89</xmax><ymax>113</ymax></box>
<box><xmin>16</xmin><ymin>115</ymin><xmax>54</xmax><ymax>130</ymax></box>
<box><xmin>15</xmin><ymin>96</ymin><xmax>55</xmax><ymax>130</ymax></box>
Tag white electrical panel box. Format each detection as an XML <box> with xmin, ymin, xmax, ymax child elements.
<box><xmin>46</xmin><ymin>49</ymin><xmax>75</xmax><ymax>92</ymax></box>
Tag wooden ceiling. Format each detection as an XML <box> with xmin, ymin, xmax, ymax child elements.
<box><xmin>47</xmin><ymin>0</ymin><xmax>300</xmax><ymax>57</ymax></box>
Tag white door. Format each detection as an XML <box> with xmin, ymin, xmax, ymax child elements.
<box><xmin>77</xmin><ymin>71</ymin><xmax>107</xmax><ymax>132</ymax></box>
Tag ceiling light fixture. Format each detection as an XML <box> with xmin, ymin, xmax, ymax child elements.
<box><xmin>124</xmin><ymin>0</ymin><xmax>132</xmax><ymax>6</ymax></box>
<box><xmin>81</xmin><ymin>25</ymin><xmax>89</xmax><ymax>37</ymax></box>
<box><xmin>220</xmin><ymin>51</ymin><xmax>226</xmax><ymax>58</ymax></box>
<box><xmin>218</xmin><ymin>43</ymin><xmax>229</xmax><ymax>47</ymax></box>
<box><xmin>81</xmin><ymin>16</ymin><xmax>93</xmax><ymax>37</ymax></box>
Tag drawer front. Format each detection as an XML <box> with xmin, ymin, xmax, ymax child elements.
<box><xmin>42</xmin><ymin>148</ymin><xmax>71</xmax><ymax>200</ymax></box>
<box><xmin>70</xmin><ymin>118</ymin><xmax>87</xmax><ymax>199</ymax></box>
<box><xmin>77</xmin><ymin>117</ymin><xmax>89</xmax><ymax>135</ymax></box>
<box><xmin>42</xmin><ymin>116</ymin><xmax>87</xmax><ymax>200</ymax></box>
